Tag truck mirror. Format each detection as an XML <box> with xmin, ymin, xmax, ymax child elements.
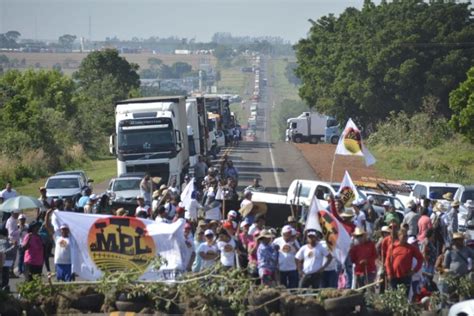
<box><xmin>109</xmin><ymin>134</ymin><xmax>116</xmax><ymax>155</ymax></box>
<box><xmin>175</xmin><ymin>130</ymin><xmax>182</xmax><ymax>151</ymax></box>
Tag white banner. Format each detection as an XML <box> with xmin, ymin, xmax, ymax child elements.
<box><xmin>52</xmin><ymin>211</ymin><xmax>186</xmax><ymax>281</ymax></box>
<box><xmin>335</xmin><ymin>118</ymin><xmax>376</xmax><ymax>166</ymax></box>
<box><xmin>305</xmin><ymin>196</ymin><xmax>323</xmax><ymax>232</ymax></box>
<box><xmin>180</xmin><ymin>178</ymin><xmax>195</xmax><ymax>211</ymax></box>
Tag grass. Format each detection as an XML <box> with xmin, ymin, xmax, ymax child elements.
<box><xmin>16</xmin><ymin>158</ymin><xmax>116</xmax><ymax>197</ymax></box>
<box><xmin>218</xmin><ymin>67</ymin><xmax>253</xmax><ymax>97</ymax></box>
<box><xmin>371</xmin><ymin>139</ymin><xmax>474</xmax><ymax>184</ymax></box>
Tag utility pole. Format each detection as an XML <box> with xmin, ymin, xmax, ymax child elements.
<box><xmin>88</xmin><ymin>15</ymin><xmax>92</xmax><ymax>42</ymax></box>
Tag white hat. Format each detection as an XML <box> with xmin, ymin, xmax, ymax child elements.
<box><xmin>90</xmin><ymin>194</ymin><xmax>99</xmax><ymax>200</ymax></box>
<box><xmin>12</xmin><ymin>209</ymin><xmax>21</xmax><ymax>214</ymax></box>
<box><xmin>19</xmin><ymin>214</ymin><xmax>26</xmax><ymax>220</ymax></box>
<box><xmin>383</xmin><ymin>201</ymin><xmax>392</xmax><ymax>207</ymax></box>
<box><xmin>407</xmin><ymin>236</ymin><xmax>417</xmax><ymax>245</ymax></box>
<box><xmin>281</xmin><ymin>225</ymin><xmax>292</xmax><ymax>235</ymax></box>
<box><xmin>228</xmin><ymin>210</ymin><xmax>238</xmax><ymax>218</ymax></box>
<box><xmin>204</xmin><ymin>229</ymin><xmax>214</xmax><ymax>236</ymax></box>
<box><xmin>307</xmin><ymin>230</ymin><xmax>318</xmax><ymax>237</ymax></box>
<box><xmin>367</xmin><ymin>196</ymin><xmax>375</xmax><ymax>202</ymax></box>
<box><xmin>60</xmin><ymin>224</ymin><xmax>69</xmax><ymax>230</ymax></box>
<box><xmin>240</xmin><ymin>219</ymin><xmax>250</xmax><ymax>228</ymax></box>
<box><xmin>244</xmin><ymin>190</ymin><xmax>253</xmax><ymax>196</ymax></box>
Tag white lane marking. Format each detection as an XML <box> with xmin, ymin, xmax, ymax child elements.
<box><xmin>262</xmin><ymin>102</ymin><xmax>281</xmax><ymax>194</ymax></box>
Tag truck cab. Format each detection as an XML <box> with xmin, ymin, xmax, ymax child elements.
<box><xmin>325</xmin><ymin>117</ymin><xmax>341</xmax><ymax>144</ymax></box>
<box><xmin>286</xmin><ymin>112</ymin><xmax>327</xmax><ymax>144</ymax></box>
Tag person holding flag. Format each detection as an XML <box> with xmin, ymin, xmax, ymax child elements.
<box><xmin>350</xmin><ymin>228</ymin><xmax>377</xmax><ymax>288</ymax></box>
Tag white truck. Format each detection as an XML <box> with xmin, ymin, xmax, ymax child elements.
<box><xmin>110</xmin><ymin>96</ymin><xmax>189</xmax><ymax>187</ymax></box>
<box><xmin>286</xmin><ymin>112</ymin><xmax>328</xmax><ymax>144</ymax></box>
<box><xmin>186</xmin><ymin>99</ymin><xmax>200</xmax><ymax>166</ymax></box>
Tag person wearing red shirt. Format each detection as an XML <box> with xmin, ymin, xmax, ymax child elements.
<box><xmin>417</xmin><ymin>208</ymin><xmax>432</xmax><ymax>243</ymax></box>
<box><xmin>350</xmin><ymin>228</ymin><xmax>377</xmax><ymax>288</ymax></box>
<box><xmin>385</xmin><ymin>229</ymin><xmax>423</xmax><ymax>295</ymax></box>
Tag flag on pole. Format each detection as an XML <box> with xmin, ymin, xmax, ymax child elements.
<box><xmin>335</xmin><ymin>118</ymin><xmax>376</xmax><ymax>166</ymax></box>
<box><xmin>305</xmin><ymin>196</ymin><xmax>351</xmax><ymax>264</ymax></box>
<box><xmin>180</xmin><ymin>178</ymin><xmax>195</xmax><ymax>211</ymax></box>
<box><xmin>337</xmin><ymin>170</ymin><xmax>359</xmax><ymax>208</ymax></box>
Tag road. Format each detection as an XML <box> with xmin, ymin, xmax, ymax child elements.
<box><xmin>8</xmin><ymin>57</ymin><xmax>317</xmax><ymax>293</ymax></box>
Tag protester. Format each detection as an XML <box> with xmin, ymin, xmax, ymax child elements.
<box><xmin>385</xmin><ymin>229</ymin><xmax>423</xmax><ymax>295</ymax></box>
<box><xmin>352</xmin><ymin>199</ymin><xmax>367</xmax><ymax>231</ymax></box>
<box><xmin>443</xmin><ymin>232</ymin><xmax>474</xmax><ymax>277</ymax></box>
<box><xmin>402</xmin><ymin>201</ymin><xmax>420</xmax><ymax>238</ymax></box>
<box><xmin>139</xmin><ymin>174</ymin><xmax>152</xmax><ymax>206</ymax></box>
<box><xmin>48</xmin><ymin>218</ymin><xmax>73</xmax><ymax>282</ymax></box>
<box><xmin>320</xmin><ymin>237</ymin><xmax>338</xmax><ymax>288</ymax></box>
<box><xmin>155</xmin><ymin>206</ymin><xmax>170</xmax><ymax>223</ymax></box>
<box><xmin>0</xmin><ymin>182</ymin><xmax>18</xmax><ymax>200</ymax></box>
<box><xmin>17</xmin><ymin>214</ymin><xmax>29</xmax><ymax>275</ymax></box>
<box><xmin>136</xmin><ymin>196</ymin><xmax>151</xmax><ymax>218</ymax></box>
<box><xmin>444</xmin><ymin>200</ymin><xmax>460</xmax><ymax>244</ymax></box>
<box><xmin>245</xmin><ymin>178</ymin><xmax>264</xmax><ymax>193</ymax></box>
<box><xmin>196</xmin><ymin>229</ymin><xmax>218</xmax><ymax>271</ymax></box>
<box><xmin>76</xmin><ymin>187</ymin><xmax>92</xmax><ymax>212</ymax></box>
<box><xmin>22</xmin><ymin>221</ymin><xmax>44</xmax><ymax>282</ymax></box>
<box><xmin>350</xmin><ymin>228</ymin><xmax>377</xmax><ymax>288</ymax></box>
<box><xmin>5</xmin><ymin>209</ymin><xmax>20</xmax><ymax>277</ymax></box>
<box><xmin>183</xmin><ymin>223</ymin><xmax>195</xmax><ymax>272</ymax></box>
<box><xmin>417</xmin><ymin>207</ymin><xmax>432</xmax><ymax>243</ymax></box>
<box><xmin>0</xmin><ymin>230</ymin><xmax>16</xmax><ymax>291</ymax></box>
<box><xmin>273</xmin><ymin>225</ymin><xmax>299</xmax><ymax>288</ymax></box>
<box><xmin>217</xmin><ymin>229</ymin><xmax>236</xmax><ymax>269</ymax></box>
<box><xmin>420</xmin><ymin>228</ymin><xmax>437</xmax><ymax>286</ymax></box>
<box><xmin>296</xmin><ymin>230</ymin><xmax>332</xmax><ymax>289</ymax></box>
<box><xmin>256</xmin><ymin>229</ymin><xmax>278</xmax><ymax>286</ymax></box>
<box><xmin>84</xmin><ymin>194</ymin><xmax>99</xmax><ymax>214</ymax></box>
<box><xmin>193</xmin><ymin>156</ymin><xmax>208</xmax><ymax>191</ymax></box>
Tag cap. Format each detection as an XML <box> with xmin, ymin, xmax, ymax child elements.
<box><xmin>341</xmin><ymin>210</ymin><xmax>355</xmax><ymax>218</ymax></box>
<box><xmin>240</xmin><ymin>220</ymin><xmax>250</xmax><ymax>228</ymax></box>
<box><xmin>407</xmin><ymin>236</ymin><xmax>417</xmax><ymax>244</ymax></box>
<box><xmin>381</xmin><ymin>226</ymin><xmax>391</xmax><ymax>233</ymax></box>
<box><xmin>282</xmin><ymin>225</ymin><xmax>292</xmax><ymax>235</ymax></box>
<box><xmin>19</xmin><ymin>214</ymin><xmax>26</xmax><ymax>220</ymax></box>
<box><xmin>89</xmin><ymin>194</ymin><xmax>99</xmax><ymax>200</ymax></box>
<box><xmin>60</xmin><ymin>224</ymin><xmax>69</xmax><ymax>230</ymax></box>
<box><xmin>136</xmin><ymin>195</ymin><xmax>144</xmax><ymax>200</ymax></box>
<box><xmin>228</xmin><ymin>210</ymin><xmax>238</xmax><ymax>218</ymax></box>
<box><xmin>367</xmin><ymin>196</ymin><xmax>375</xmax><ymax>202</ymax></box>
<box><xmin>12</xmin><ymin>209</ymin><xmax>21</xmax><ymax>214</ymax></box>
<box><xmin>244</xmin><ymin>190</ymin><xmax>253</xmax><ymax>196</ymax></box>
<box><xmin>176</xmin><ymin>206</ymin><xmax>185</xmax><ymax>214</ymax></box>
<box><xmin>204</xmin><ymin>229</ymin><xmax>214</xmax><ymax>236</ymax></box>
<box><xmin>307</xmin><ymin>230</ymin><xmax>318</xmax><ymax>237</ymax></box>
<box><xmin>383</xmin><ymin>201</ymin><xmax>392</xmax><ymax>207</ymax></box>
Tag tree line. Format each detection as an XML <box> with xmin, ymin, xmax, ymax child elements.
<box><xmin>294</xmin><ymin>0</ymin><xmax>474</xmax><ymax>141</ymax></box>
<box><xmin>0</xmin><ymin>49</ymin><xmax>139</xmax><ymax>183</ymax></box>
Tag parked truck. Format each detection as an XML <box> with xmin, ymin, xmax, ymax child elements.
<box><xmin>287</xmin><ymin>112</ymin><xmax>340</xmax><ymax>144</ymax></box>
<box><xmin>109</xmin><ymin>96</ymin><xmax>189</xmax><ymax>187</ymax></box>
<box><xmin>186</xmin><ymin>99</ymin><xmax>200</xmax><ymax>167</ymax></box>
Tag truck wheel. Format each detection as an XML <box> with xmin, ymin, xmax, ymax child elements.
<box><xmin>293</xmin><ymin>135</ymin><xmax>303</xmax><ymax>143</ymax></box>
<box><xmin>331</xmin><ymin>135</ymin><xmax>339</xmax><ymax>144</ymax></box>
<box><xmin>309</xmin><ymin>136</ymin><xmax>319</xmax><ymax>144</ymax></box>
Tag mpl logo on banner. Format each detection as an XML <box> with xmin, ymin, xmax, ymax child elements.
<box><xmin>52</xmin><ymin>211</ymin><xmax>186</xmax><ymax>281</ymax></box>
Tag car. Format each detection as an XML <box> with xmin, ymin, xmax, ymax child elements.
<box><xmin>107</xmin><ymin>176</ymin><xmax>142</xmax><ymax>205</ymax></box>
<box><xmin>55</xmin><ymin>170</ymin><xmax>93</xmax><ymax>187</ymax></box>
<box><xmin>362</xmin><ymin>191</ymin><xmax>406</xmax><ymax>216</ymax></box>
<box><xmin>453</xmin><ymin>185</ymin><xmax>474</xmax><ymax>231</ymax></box>
<box><xmin>409</xmin><ymin>181</ymin><xmax>462</xmax><ymax>202</ymax></box>
<box><xmin>45</xmin><ymin>175</ymin><xmax>85</xmax><ymax>201</ymax></box>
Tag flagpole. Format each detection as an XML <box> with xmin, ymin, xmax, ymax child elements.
<box><xmin>330</xmin><ymin>153</ymin><xmax>337</xmax><ymax>183</ymax></box>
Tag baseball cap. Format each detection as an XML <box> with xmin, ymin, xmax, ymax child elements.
<box><xmin>89</xmin><ymin>194</ymin><xmax>99</xmax><ymax>200</ymax></box>
<box><xmin>282</xmin><ymin>225</ymin><xmax>292</xmax><ymax>234</ymax></box>
<box><xmin>240</xmin><ymin>220</ymin><xmax>250</xmax><ymax>228</ymax></box>
<box><xmin>60</xmin><ymin>224</ymin><xmax>69</xmax><ymax>230</ymax></box>
<box><xmin>136</xmin><ymin>195</ymin><xmax>144</xmax><ymax>200</ymax></box>
<box><xmin>381</xmin><ymin>226</ymin><xmax>391</xmax><ymax>233</ymax></box>
<box><xmin>228</xmin><ymin>210</ymin><xmax>238</xmax><ymax>218</ymax></box>
<box><xmin>383</xmin><ymin>201</ymin><xmax>392</xmax><ymax>207</ymax></box>
<box><xmin>407</xmin><ymin>236</ymin><xmax>417</xmax><ymax>245</ymax></box>
<box><xmin>204</xmin><ymin>229</ymin><xmax>214</xmax><ymax>236</ymax></box>
<box><xmin>307</xmin><ymin>230</ymin><xmax>318</xmax><ymax>237</ymax></box>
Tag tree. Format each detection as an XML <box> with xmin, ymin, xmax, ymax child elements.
<box><xmin>449</xmin><ymin>67</ymin><xmax>474</xmax><ymax>143</ymax></box>
<box><xmin>170</xmin><ymin>62</ymin><xmax>192</xmax><ymax>78</ymax></box>
<box><xmin>148</xmin><ymin>57</ymin><xmax>163</xmax><ymax>68</ymax></box>
<box><xmin>58</xmin><ymin>34</ymin><xmax>77</xmax><ymax>50</ymax></box>
<box><xmin>0</xmin><ymin>30</ymin><xmax>21</xmax><ymax>48</ymax></box>
<box><xmin>294</xmin><ymin>1</ymin><xmax>474</xmax><ymax>125</ymax></box>
<box><xmin>73</xmin><ymin>49</ymin><xmax>140</xmax><ymax>135</ymax></box>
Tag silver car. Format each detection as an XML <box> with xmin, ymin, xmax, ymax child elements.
<box><xmin>45</xmin><ymin>175</ymin><xmax>85</xmax><ymax>201</ymax></box>
<box><xmin>107</xmin><ymin>176</ymin><xmax>142</xmax><ymax>205</ymax></box>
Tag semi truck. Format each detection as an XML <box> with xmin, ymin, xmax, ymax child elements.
<box><xmin>186</xmin><ymin>99</ymin><xmax>200</xmax><ymax>167</ymax></box>
<box><xmin>109</xmin><ymin>96</ymin><xmax>189</xmax><ymax>187</ymax></box>
<box><xmin>286</xmin><ymin>112</ymin><xmax>340</xmax><ymax>144</ymax></box>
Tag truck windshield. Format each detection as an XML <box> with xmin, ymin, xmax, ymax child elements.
<box><xmin>118</xmin><ymin>118</ymin><xmax>174</xmax><ymax>153</ymax></box>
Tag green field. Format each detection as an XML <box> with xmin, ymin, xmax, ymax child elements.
<box><xmin>16</xmin><ymin>158</ymin><xmax>116</xmax><ymax>197</ymax></box>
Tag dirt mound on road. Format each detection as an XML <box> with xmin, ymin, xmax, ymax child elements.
<box><xmin>294</xmin><ymin>143</ymin><xmax>379</xmax><ymax>181</ymax></box>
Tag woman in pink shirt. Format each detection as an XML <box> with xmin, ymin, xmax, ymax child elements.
<box><xmin>22</xmin><ymin>221</ymin><xmax>44</xmax><ymax>281</ymax></box>
<box><xmin>417</xmin><ymin>208</ymin><xmax>432</xmax><ymax>243</ymax></box>
<box><xmin>247</xmin><ymin>230</ymin><xmax>260</xmax><ymax>279</ymax></box>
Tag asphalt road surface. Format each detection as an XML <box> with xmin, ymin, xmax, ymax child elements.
<box><xmin>8</xmin><ymin>57</ymin><xmax>317</xmax><ymax>293</ymax></box>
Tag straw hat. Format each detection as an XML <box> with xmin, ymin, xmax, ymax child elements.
<box><xmin>352</xmin><ymin>227</ymin><xmax>366</xmax><ymax>236</ymax></box>
<box><xmin>451</xmin><ymin>200</ymin><xmax>460</xmax><ymax>207</ymax></box>
<box><xmin>257</xmin><ymin>229</ymin><xmax>274</xmax><ymax>240</ymax></box>
<box><xmin>381</xmin><ymin>226</ymin><xmax>391</xmax><ymax>233</ymax></box>
<box><xmin>452</xmin><ymin>232</ymin><xmax>465</xmax><ymax>240</ymax></box>
<box><xmin>115</xmin><ymin>208</ymin><xmax>127</xmax><ymax>216</ymax></box>
<box><xmin>434</xmin><ymin>202</ymin><xmax>447</xmax><ymax>213</ymax></box>
<box><xmin>442</xmin><ymin>192</ymin><xmax>453</xmax><ymax>201</ymax></box>
<box><xmin>341</xmin><ymin>210</ymin><xmax>355</xmax><ymax>218</ymax></box>
<box><xmin>152</xmin><ymin>190</ymin><xmax>161</xmax><ymax>199</ymax></box>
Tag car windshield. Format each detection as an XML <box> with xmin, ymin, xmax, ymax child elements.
<box><xmin>112</xmin><ymin>179</ymin><xmax>141</xmax><ymax>191</ymax></box>
<box><xmin>430</xmin><ymin>186</ymin><xmax>459</xmax><ymax>199</ymax></box>
<box><xmin>47</xmin><ymin>178</ymin><xmax>79</xmax><ymax>189</ymax></box>
<box><xmin>461</xmin><ymin>189</ymin><xmax>474</xmax><ymax>203</ymax></box>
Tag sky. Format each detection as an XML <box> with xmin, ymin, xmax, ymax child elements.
<box><xmin>0</xmin><ymin>0</ymin><xmax>369</xmax><ymax>44</ymax></box>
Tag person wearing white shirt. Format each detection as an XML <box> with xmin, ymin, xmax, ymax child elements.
<box><xmin>0</xmin><ymin>182</ymin><xmax>17</xmax><ymax>201</ymax></box>
<box><xmin>185</xmin><ymin>191</ymin><xmax>203</xmax><ymax>222</ymax></box>
<box><xmin>217</xmin><ymin>230</ymin><xmax>236</xmax><ymax>268</ymax></box>
<box><xmin>155</xmin><ymin>206</ymin><xmax>170</xmax><ymax>223</ymax></box>
<box><xmin>197</xmin><ymin>230</ymin><xmax>219</xmax><ymax>271</ymax></box>
<box><xmin>320</xmin><ymin>239</ymin><xmax>338</xmax><ymax>288</ymax></box>
<box><xmin>295</xmin><ymin>230</ymin><xmax>332</xmax><ymax>289</ymax></box>
<box><xmin>240</xmin><ymin>191</ymin><xmax>253</xmax><ymax>209</ymax></box>
<box><xmin>273</xmin><ymin>225</ymin><xmax>300</xmax><ymax>288</ymax></box>
<box><xmin>182</xmin><ymin>223</ymin><xmax>195</xmax><ymax>271</ymax></box>
<box><xmin>53</xmin><ymin>224</ymin><xmax>73</xmax><ymax>281</ymax></box>
<box><xmin>352</xmin><ymin>199</ymin><xmax>367</xmax><ymax>231</ymax></box>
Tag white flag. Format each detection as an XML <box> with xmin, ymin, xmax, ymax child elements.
<box><xmin>335</xmin><ymin>118</ymin><xmax>376</xmax><ymax>166</ymax></box>
<box><xmin>180</xmin><ymin>178</ymin><xmax>195</xmax><ymax>211</ymax></box>
<box><xmin>305</xmin><ymin>195</ymin><xmax>323</xmax><ymax>232</ymax></box>
<box><xmin>337</xmin><ymin>170</ymin><xmax>359</xmax><ymax>208</ymax></box>
<box><xmin>52</xmin><ymin>211</ymin><xmax>186</xmax><ymax>281</ymax></box>
<box><xmin>317</xmin><ymin>209</ymin><xmax>352</xmax><ymax>264</ymax></box>
<box><xmin>215</xmin><ymin>185</ymin><xmax>224</xmax><ymax>200</ymax></box>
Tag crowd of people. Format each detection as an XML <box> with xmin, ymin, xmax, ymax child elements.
<box><xmin>1</xmin><ymin>158</ymin><xmax>474</xmax><ymax>307</ymax></box>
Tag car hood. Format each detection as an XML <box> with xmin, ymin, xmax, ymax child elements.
<box><xmin>46</xmin><ymin>188</ymin><xmax>81</xmax><ymax>198</ymax></box>
<box><xmin>113</xmin><ymin>190</ymin><xmax>141</xmax><ymax>200</ymax></box>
